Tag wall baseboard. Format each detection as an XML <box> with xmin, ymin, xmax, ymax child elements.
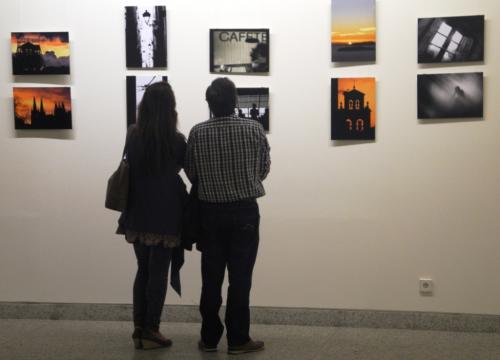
<box><xmin>1</xmin><ymin>302</ymin><xmax>499</xmax><ymax>333</ymax></box>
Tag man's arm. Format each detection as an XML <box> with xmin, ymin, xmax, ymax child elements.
<box><xmin>258</xmin><ymin>126</ymin><xmax>271</xmax><ymax>180</ymax></box>
<box><xmin>184</xmin><ymin>128</ymin><xmax>197</xmax><ymax>183</ymax></box>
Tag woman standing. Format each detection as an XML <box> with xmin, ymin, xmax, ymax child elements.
<box><xmin>117</xmin><ymin>81</ymin><xmax>187</xmax><ymax>350</ymax></box>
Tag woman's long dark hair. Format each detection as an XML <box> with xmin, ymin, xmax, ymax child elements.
<box><xmin>136</xmin><ymin>81</ymin><xmax>180</xmax><ymax>174</ymax></box>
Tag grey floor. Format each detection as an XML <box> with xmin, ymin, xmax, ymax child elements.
<box><xmin>1</xmin><ymin>319</ymin><xmax>500</xmax><ymax>360</ymax></box>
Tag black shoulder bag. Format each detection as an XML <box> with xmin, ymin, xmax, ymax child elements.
<box><xmin>105</xmin><ymin>130</ymin><xmax>132</xmax><ymax>212</ymax></box>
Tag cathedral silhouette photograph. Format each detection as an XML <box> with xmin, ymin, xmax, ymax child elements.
<box><xmin>11</xmin><ymin>32</ymin><xmax>70</xmax><ymax>75</ymax></box>
<box><xmin>13</xmin><ymin>87</ymin><xmax>72</xmax><ymax>129</ymax></box>
<box><xmin>331</xmin><ymin>77</ymin><xmax>376</xmax><ymax>140</ymax></box>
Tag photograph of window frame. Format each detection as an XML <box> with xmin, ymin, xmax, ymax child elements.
<box><xmin>418</xmin><ymin>15</ymin><xmax>484</xmax><ymax>63</ymax></box>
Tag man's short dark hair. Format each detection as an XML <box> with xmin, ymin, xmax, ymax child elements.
<box><xmin>206</xmin><ymin>77</ymin><xmax>237</xmax><ymax>117</ymax></box>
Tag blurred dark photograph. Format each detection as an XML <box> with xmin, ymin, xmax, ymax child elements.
<box><xmin>417</xmin><ymin>72</ymin><xmax>483</xmax><ymax>119</ymax></box>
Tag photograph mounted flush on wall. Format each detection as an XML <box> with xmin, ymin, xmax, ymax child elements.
<box><xmin>331</xmin><ymin>0</ymin><xmax>376</xmax><ymax>62</ymax></box>
<box><xmin>11</xmin><ymin>32</ymin><xmax>70</xmax><ymax>75</ymax></box>
<box><xmin>126</xmin><ymin>76</ymin><xmax>168</xmax><ymax>127</ymax></box>
<box><xmin>125</xmin><ymin>6</ymin><xmax>167</xmax><ymax>68</ymax></box>
<box><xmin>210</xmin><ymin>29</ymin><xmax>269</xmax><ymax>74</ymax></box>
<box><xmin>235</xmin><ymin>88</ymin><xmax>269</xmax><ymax>131</ymax></box>
<box><xmin>418</xmin><ymin>15</ymin><xmax>484</xmax><ymax>63</ymax></box>
<box><xmin>331</xmin><ymin>78</ymin><xmax>376</xmax><ymax>140</ymax></box>
<box><xmin>13</xmin><ymin>87</ymin><xmax>72</xmax><ymax>129</ymax></box>
<box><xmin>417</xmin><ymin>72</ymin><xmax>483</xmax><ymax>119</ymax></box>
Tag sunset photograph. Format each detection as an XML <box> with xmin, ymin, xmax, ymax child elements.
<box><xmin>13</xmin><ymin>87</ymin><xmax>72</xmax><ymax>129</ymax></box>
<box><xmin>331</xmin><ymin>77</ymin><xmax>376</xmax><ymax>140</ymax></box>
<box><xmin>11</xmin><ymin>32</ymin><xmax>70</xmax><ymax>75</ymax></box>
<box><xmin>331</xmin><ymin>0</ymin><xmax>376</xmax><ymax>62</ymax></box>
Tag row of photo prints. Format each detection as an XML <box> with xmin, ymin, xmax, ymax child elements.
<box><xmin>11</xmin><ymin>10</ymin><xmax>486</xmax><ymax>75</ymax></box>
<box><xmin>11</xmin><ymin>3</ymin><xmax>485</xmax><ymax>137</ymax></box>
<box><xmin>13</xmin><ymin>73</ymin><xmax>482</xmax><ymax>135</ymax></box>
<box><xmin>126</xmin><ymin>76</ymin><xmax>270</xmax><ymax>132</ymax></box>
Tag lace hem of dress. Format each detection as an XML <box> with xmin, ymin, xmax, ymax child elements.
<box><xmin>117</xmin><ymin>225</ymin><xmax>180</xmax><ymax>248</ymax></box>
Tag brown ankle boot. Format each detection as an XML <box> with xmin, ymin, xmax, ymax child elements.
<box><xmin>132</xmin><ymin>327</ymin><xmax>142</xmax><ymax>349</ymax></box>
<box><xmin>141</xmin><ymin>329</ymin><xmax>172</xmax><ymax>350</ymax></box>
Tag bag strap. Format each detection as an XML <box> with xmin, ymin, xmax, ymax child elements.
<box><xmin>122</xmin><ymin>125</ymin><xmax>135</xmax><ymax>160</ymax></box>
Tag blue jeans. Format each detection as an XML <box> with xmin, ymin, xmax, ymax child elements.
<box><xmin>199</xmin><ymin>200</ymin><xmax>260</xmax><ymax>347</ymax></box>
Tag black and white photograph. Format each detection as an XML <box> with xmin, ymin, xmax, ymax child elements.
<box><xmin>125</xmin><ymin>6</ymin><xmax>167</xmax><ymax>68</ymax></box>
<box><xmin>126</xmin><ymin>76</ymin><xmax>168</xmax><ymax>127</ymax></box>
<box><xmin>235</xmin><ymin>88</ymin><xmax>269</xmax><ymax>131</ymax></box>
<box><xmin>417</xmin><ymin>72</ymin><xmax>483</xmax><ymax>119</ymax></box>
<box><xmin>418</xmin><ymin>15</ymin><xmax>484</xmax><ymax>63</ymax></box>
<box><xmin>210</xmin><ymin>29</ymin><xmax>269</xmax><ymax>74</ymax></box>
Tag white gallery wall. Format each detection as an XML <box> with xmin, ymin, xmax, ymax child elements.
<box><xmin>0</xmin><ymin>0</ymin><xmax>499</xmax><ymax>315</ymax></box>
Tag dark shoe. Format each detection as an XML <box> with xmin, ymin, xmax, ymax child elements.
<box><xmin>198</xmin><ymin>340</ymin><xmax>218</xmax><ymax>352</ymax></box>
<box><xmin>141</xmin><ymin>329</ymin><xmax>173</xmax><ymax>350</ymax></box>
<box><xmin>132</xmin><ymin>327</ymin><xmax>142</xmax><ymax>349</ymax></box>
<box><xmin>228</xmin><ymin>339</ymin><xmax>264</xmax><ymax>355</ymax></box>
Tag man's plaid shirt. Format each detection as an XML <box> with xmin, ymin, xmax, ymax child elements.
<box><xmin>185</xmin><ymin>116</ymin><xmax>271</xmax><ymax>203</ymax></box>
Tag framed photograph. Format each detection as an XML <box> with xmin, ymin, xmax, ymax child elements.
<box><xmin>331</xmin><ymin>77</ymin><xmax>376</xmax><ymax>140</ymax></box>
<box><xmin>125</xmin><ymin>6</ymin><xmax>167</xmax><ymax>68</ymax></box>
<box><xmin>210</xmin><ymin>29</ymin><xmax>269</xmax><ymax>74</ymax></box>
<box><xmin>418</xmin><ymin>15</ymin><xmax>484</xmax><ymax>63</ymax></box>
<box><xmin>417</xmin><ymin>72</ymin><xmax>483</xmax><ymax>119</ymax></box>
<box><xmin>11</xmin><ymin>32</ymin><xmax>70</xmax><ymax>75</ymax></box>
<box><xmin>235</xmin><ymin>88</ymin><xmax>269</xmax><ymax>131</ymax></box>
<box><xmin>331</xmin><ymin>0</ymin><xmax>376</xmax><ymax>62</ymax></box>
<box><xmin>13</xmin><ymin>87</ymin><xmax>72</xmax><ymax>129</ymax></box>
<box><xmin>126</xmin><ymin>76</ymin><xmax>168</xmax><ymax>127</ymax></box>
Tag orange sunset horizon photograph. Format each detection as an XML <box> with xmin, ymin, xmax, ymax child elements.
<box><xmin>331</xmin><ymin>0</ymin><xmax>376</xmax><ymax>62</ymax></box>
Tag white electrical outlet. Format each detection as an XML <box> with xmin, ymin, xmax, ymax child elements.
<box><xmin>419</xmin><ymin>278</ymin><xmax>434</xmax><ymax>295</ymax></box>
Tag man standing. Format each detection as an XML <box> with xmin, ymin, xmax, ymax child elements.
<box><xmin>185</xmin><ymin>77</ymin><xmax>270</xmax><ymax>355</ymax></box>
